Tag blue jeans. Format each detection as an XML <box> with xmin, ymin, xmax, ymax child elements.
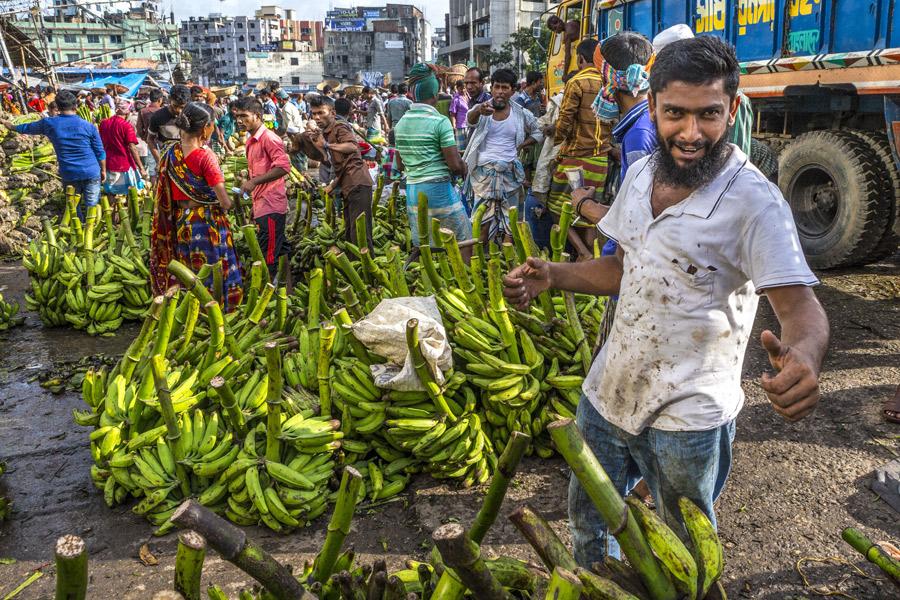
<box><xmin>65</xmin><ymin>178</ymin><xmax>101</xmax><ymax>221</ymax></box>
<box><xmin>568</xmin><ymin>397</ymin><xmax>736</xmax><ymax>567</ymax></box>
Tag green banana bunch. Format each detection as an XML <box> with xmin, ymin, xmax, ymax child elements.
<box><xmin>0</xmin><ymin>292</ymin><xmax>24</xmax><ymax>330</ymax></box>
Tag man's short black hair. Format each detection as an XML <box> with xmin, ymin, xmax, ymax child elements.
<box><xmin>149</xmin><ymin>88</ymin><xmax>164</xmax><ymax>103</ymax></box>
<box><xmin>55</xmin><ymin>90</ymin><xmax>77</xmax><ymax>111</ymax></box>
<box><xmin>362</xmin><ymin>86</ymin><xmax>372</xmax><ymax>94</ymax></box>
<box><xmin>190</xmin><ymin>85</ymin><xmax>204</xmax><ymax>96</ymax></box>
<box><xmin>491</xmin><ymin>68</ymin><xmax>517</xmax><ymax>87</ymax></box>
<box><xmin>169</xmin><ymin>84</ymin><xmax>191</xmax><ymax>105</ymax></box>
<box><xmin>390</xmin><ymin>84</ymin><xmax>398</xmax><ymax>94</ymax></box>
<box><xmin>322</xmin><ymin>85</ymin><xmax>333</xmax><ymax>95</ymax></box>
<box><xmin>576</xmin><ymin>38</ymin><xmax>599</xmax><ymax>64</ymax></box>
<box><xmin>455</xmin><ymin>79</ymin><xmax>464</xmax><ymax>89</ymax></box>
<box><xmin>232</xmin><ymin>96</ymin><xmax>263</xmax><ymax>115</ymax></box>
<box><xmin>334</xmin><ymin>97</ymin><xmax>352</xmax><ymax>117</ymax></box>
<box><xmin>526</xmin><ymin>71</ymin><xmax>543</xmax><ymax>86</ymax></box>
<box><xmin>397</xmin><ymin>83</ymin><xmax>408</xmax><ymax>95</ymax></box>
<box><xmin>308</xmin><ymin>94</ymin><xmax>331</xmax><ymax>110</ymax></box>
<box><xmin>466</xmin><ymin>66</ymin><xmax>485</xmax><ymax>81</ymax></box>
<box><xmin>601</xmin><ymin>32</ymin><xmax>653</xmax><ymax>71</ymax></box>
<box><xmin>649</xmin><ymin>36</ymin><xmax>740</xmax><ymax>99</ymax></box>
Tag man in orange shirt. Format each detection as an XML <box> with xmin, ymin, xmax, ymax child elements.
<box><xmin>232</xmin><ymin>97</ymin><xmax>292</xmax><ymax>277</ymax></box>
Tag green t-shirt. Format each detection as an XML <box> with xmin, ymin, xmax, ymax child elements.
<box><xmin>394</xmin><ymin>103</ymin><xmax>456</xmax><ymax>184</ymax></box>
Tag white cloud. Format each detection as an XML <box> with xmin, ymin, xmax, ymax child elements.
<box><xmin>170</xmin><ymin>1</ymin><xmax>450</xmax><ymax>26</ymax></box>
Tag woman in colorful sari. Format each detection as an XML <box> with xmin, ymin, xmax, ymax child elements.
<box><xmin>149</xmin><ymin>102</ymin><xmax>243</xmax><ymax>312</ymax></box>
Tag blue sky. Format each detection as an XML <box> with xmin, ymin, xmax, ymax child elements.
<box><xmin>171</xmin><ymin>1</ymin><xmax>450</xmax><ymax>27</ymax></box>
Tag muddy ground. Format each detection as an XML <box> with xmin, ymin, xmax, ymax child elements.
<box><xmin>0</xmin><ymin>256</ymin><xmax>897</xmax><ymax>599</ymax></box>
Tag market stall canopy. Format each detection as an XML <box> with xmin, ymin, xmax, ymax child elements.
<box><xmin>0</xmin><ymin>19</ymin><xmax>49</xmax><ymax>71</ymax></box>
<box><xmin>72</xmin><ymin>72</ymin><xmax>148</xmax><ymax>98</ymax></box>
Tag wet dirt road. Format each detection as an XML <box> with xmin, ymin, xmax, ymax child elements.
<box><xmin>0</xmin><ymin>257</ymin><xmax>897</xmax><ymax>599</ymax></box>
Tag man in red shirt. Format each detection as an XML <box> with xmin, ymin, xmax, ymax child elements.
<box><xmin>98</xmin><ymin>99</ymin><xmax>147</xmax><ymax>196</ymax></box>
<box><xmin>232</xmin><ymin>96</ymin><xmax>292</xmax><ymax>276</ymax></box>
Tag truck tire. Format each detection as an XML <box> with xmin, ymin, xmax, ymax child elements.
<box><xmin>842</xmin><ymin>130</ymin><xmax>900</xmax><ymax>262</ymax></box>
<box><xmin>750</xmin><ymin>138</ymin><xmax>778</xmax><ymax>183</ymax></box>
<box><xmin>777</xmin><ymin>130</ymin><xmax>892</xmax><ymax>269</ymax></box>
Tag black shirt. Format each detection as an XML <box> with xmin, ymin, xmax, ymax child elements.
<box><xmin>148</xmin><ymin>106</ymin><xmax>180</xmax><ymax>144</ymax></box>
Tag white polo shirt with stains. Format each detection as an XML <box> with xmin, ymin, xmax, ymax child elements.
<box><xmin>583</xmin><ymin>146</ymin><xmax>819</xmax><ymax>435</ymax></box>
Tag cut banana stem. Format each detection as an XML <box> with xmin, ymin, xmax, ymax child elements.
<box><xmin>508</xmin><ymin>505</ymin><xmax>578</xmax><ymax>573</ymax></box>
<box><xmin>406</xmin><ymin>319</ymin><xmax>456</xmax><ymax>422</ymax></box>
<box><xmin>170</xmin><ymin>500</ymin><xmax>312</xmax><ymax>600</ymax></box>
<box><xmin>317</xmin><ymin>324</ymin><xmax>337</xmax><ymax>418</ymax></box>
<box><xmin>544</xmin><ymin>567</ymin><xmax>583</xmax><ymax>600</ymax></box>
<box><xmin>209</xmin><ymin>376</ymin><xmax>247</xmax><ymax>437</ymax></box>
<box><xmin>548</xmin><ymin>419</ymin><xmax>677</xmax><ymax>600</ymax></box>
<box><xmin>842</xmin><ymin>527</ymin><xmax>900</xmax><ymax>584</ymax></box>
<box><xmin>432</xmin><ymin>523</ymin><xmax>511</xmax><ymax>600</ymax></box>
<box><xmin>470</xmin><ymin>431</ymin><xmax>531</xmax><ymax>543</ymax></box>
<box><xmin>174</xmin><ymin>530</ymin><xmax>206</xmax><ymax>600</ymax></box>
<box><xmin>312</xmin><ymin>466</ymin><xmax>363</xmax><ymax>584</ymax></box>
<box><xmin>55</xmin><ymin>534</ymin><xmax>88</xmax><ymax>600</ymax></box>
<box><xmin>264</xmin><ymin>341</ymin><xmax>284</xmax><ymax>463</ymax></box>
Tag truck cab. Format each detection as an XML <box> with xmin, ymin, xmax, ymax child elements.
<box><xmin>540</xmin><ymin>0</ymin><xmax>900</xmax><ymax>268</ymax></box>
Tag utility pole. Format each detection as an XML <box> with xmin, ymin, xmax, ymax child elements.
<box><xmin>468</xmin><ymin>0</ymin><xmax>473</xmax><ymax>66</ymax></box>
<box><xmin>31</xmin><ymin>2</ymin><xmax>57</xmax><ymax>86</ymax></box>
<box><xmin>0</xmin><ymin>17</ymin><xmax>26</xmax><ymax>108</ymax></box>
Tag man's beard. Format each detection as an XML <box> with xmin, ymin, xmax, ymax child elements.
<box><xmin>652</xmin><ymin>128</ymin><xmax>732</xmax><ymax>189</ymax></box>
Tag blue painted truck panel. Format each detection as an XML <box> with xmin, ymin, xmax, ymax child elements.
<box><xmin>596</xmin><ymin>0</ymin><xmax>897</xmax><ymax>60</ymax></box>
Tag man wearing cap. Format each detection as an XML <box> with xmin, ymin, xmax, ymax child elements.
<box><xmin>276</xmin><ymin>90</ymin><xmax>303</xmax><ymax>133</ymax></box>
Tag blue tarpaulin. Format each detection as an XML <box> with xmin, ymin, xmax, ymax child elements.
<box><xmin>75</xmin><ymin>72</ymin><xmax>148</xmax><ymax>97</ymax></box>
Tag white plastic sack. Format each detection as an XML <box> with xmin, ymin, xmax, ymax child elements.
<box><xmin>351</xmin><ymin>296</ymin><xmax>453</xmax><ymax>391</ymax></box>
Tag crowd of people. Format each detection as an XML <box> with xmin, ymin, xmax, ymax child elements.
<box><xmin>0</xmin><ymin>24</ymin><xmax>834</xmax><ymax>570</ymax></box>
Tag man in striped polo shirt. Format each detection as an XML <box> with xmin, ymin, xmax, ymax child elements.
<box><xmin>394</xmin><ymin>63</ymin><xmax>470</xmax><ymax>257</ymax></box>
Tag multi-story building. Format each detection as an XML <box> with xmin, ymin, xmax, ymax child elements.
<box><xmin>180</xmin><ymin>14</ymin><xmax>259</xmax><ymax>84</ymax></box>
<box><xmin>438</xmin><ymin>0</ymin><xmax>549</xmax><ymax>68</ymax></box>
<box><xmin>15</xmin><ymin>5</ymin><xmax>179</xmax><ymax>68</ymax></box>
<box><xmin>322</xmin><ymin>4</ymin><xmax>426</xmax><ymax>86</ymax></box>
<box><xmin>180</xmin><ymin>12</ymin><xmax>324</xmax><ymax>85</ymax></box>
<box><xmin>253</xmin><ymin>5</ymin><xmax>324</xmax><ymax>51</ymax></box>
<box><xmin>432</xmin><ymin>26</ymin><xmax>447</xmax><ymax>62</ymax></box>
<box><xmin>245</xmin><ymin>49</ymin><xmax>324</xmax><ymax>89</ymax></box>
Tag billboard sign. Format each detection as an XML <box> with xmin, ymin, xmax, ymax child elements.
<box><xmin>384</xmin><ymin>40</ymin><xmax>404</xmax><ymax>49</ymax></box>
<box><xmin>362</xmin><ymin>9</ymin><xmax>382</xmax><ymax>18</ymax></box>
<box><xmin>326</xmin><ymin>18</ymin><xmax>366</xmax><ymax>31</ymax></box>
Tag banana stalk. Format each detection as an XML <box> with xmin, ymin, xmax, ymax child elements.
<box><xmin>842</xmin><ymin>527</ymin><xmax>900</xmax><ymax>584</ymax></box>
<box><xmin>317</xmin><ymin>324</ymin><xmax>337</xmax><ymax>417</ymax></box>
<box><xmin>55</xmin><ymin>534</ymin><xmax>88</xmax><ymax>600</ymax></box>
<box><xmin>487</xmin><ymin>258</ymin><xmax>520</xmax><ymax>363</ymax></box>
<box><xmin>84</xmin><ymin>206</ymin><xmax>98</xmax><ymax>287</ymax></box>
<box><xmin>440</xmin><ymin>228</ymin><xmax>485</xmax><ymax>317</ymax></box>
<box><xmin>209</xmin><ymin>376</ymin><xmax>247</xmax><ymax>437</ymax></box>
<box><xmin>386</xmin><ymin>245</ymin><xmax>410</xmax><ymax>297</ymax></box>
<box><xmin>564</xmin><ymin>293</ymin><xmax>591</xmax><ymax>373</ymax></box>
<box><xmin>311</xmin><ymin>466</ymin><xmax>363</xmax><ymax>584</ymax></box>
<box><xmin>99</xmin><ymin>195</ymin><xmax>117</xmax><ymax>249</ymax></box>
<box><xmin>515</xmin><ymin>221</ymin><xmax>556</xmax><ymax>321</ymax></box>
<box><xmin>431</xmin><ymin>218</ymin><xmax>453</xmax><ymax>282</ymax></box>
<box><xmin>508</xmin><ymin>506</ymin><xmax>578</xmax><ymax>573</ymax></box>
<box><xmin>211</xmin><ymin>262</ymin><xmax>224</xmax><ymax>305</ymax></box>
<box><xmin>240</xmin><ymin>224</ymin><xmax>269</xmax><ymax>287</ymax></box>
<box><xmin>167</xmin><ymin>260</ymin><xmax>215</xmax><ymax>307</ymax></box>
<box><xmin>416</xmin><ymin>192</ymin><xmax>442</xmax><ymax>288</ymax></box>
<box><xmin>544</xmin><ymin>567</ymin><xmax>583</xmax><ymax>600</ymax></box>
<box><xmin>333</xmin><ymin>308</ymin><xmax>369</xmax><ymax>364</ymax></box>
<box><xmin>406</xmin><ymin>318</ymin><xmax>456</xmax><ymax>422</ymax></box>
<box><xmin>433</xmin><ymin>431</ymin><xmax>531</xmax><ymax>599</ymax></box>
<box><xmin>548</xmin><ymin>419</ymin><xmax>677</xmax><ymax>600</ymax></box>
<box><xmin>119</xmin><ymin>296</ymin><xmax>163</xmax><ymax>382</ymax></box>
<box><xmin>326</xmin><ymin>250</ymin><xmax>367</xmax><ymax>299</ymax></box>
<box><xmin>507</xmin><ymin>206</ymin><xmax>528</xmax><ymax>265</ymax></box>
<box><xmin>170</xmin><ymin>500</ymin><xmax>311</xmax><ymax>600</ymax></box>
<box><xmin>264</xmin><ymin>341</ymin><xmax>284</xmax><ymax>462</ymax></box>
<box><xmin>174</xmin><ymin>531</ymin><xmax>206</xmax><ymax>600</ymax></box>
<box><xmin>432</xmin><ymin>524</ymin><xmax>511</xmax><ymax>600</ymax></box>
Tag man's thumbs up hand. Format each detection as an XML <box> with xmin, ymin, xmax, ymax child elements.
<box><xmin>760</xmin><ymin>329</ymin><xmax>820</xmax><ymax>422</ymax></box>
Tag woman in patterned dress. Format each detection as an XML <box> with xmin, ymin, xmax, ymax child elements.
<box><xmin>149</xmin><ymin>102</ymin><xmax>243</xmax><ymax>312</ymax></box>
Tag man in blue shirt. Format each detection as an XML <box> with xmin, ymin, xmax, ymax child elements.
<box><xmin>1</xmin><ymin>90</ymin><xmax>106</xmax><ymax>218</ymax></box>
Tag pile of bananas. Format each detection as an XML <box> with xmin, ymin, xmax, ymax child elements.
<box><xmin>23</xmin><ymin>190</ymin><xmax>152</xmax><ymax>334</ymax></box>
<box><xmin>21</xmin><ymin>224</ymin><xmax>68</xmax><ymax>326</ymax></box>
<box><xmin>0</xmin><ymin>290</ymin><xmax>23</xmax><ymax>331</ymax></box>
<box><xmin>9</xmin><ymin>141</ymin><xmax>56</xmax><ymax>173</ymax></box>
<box><xmin>76</xmin><ymin>102</ymin><xmax>113</xmax><ymax>125</ymax></box>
